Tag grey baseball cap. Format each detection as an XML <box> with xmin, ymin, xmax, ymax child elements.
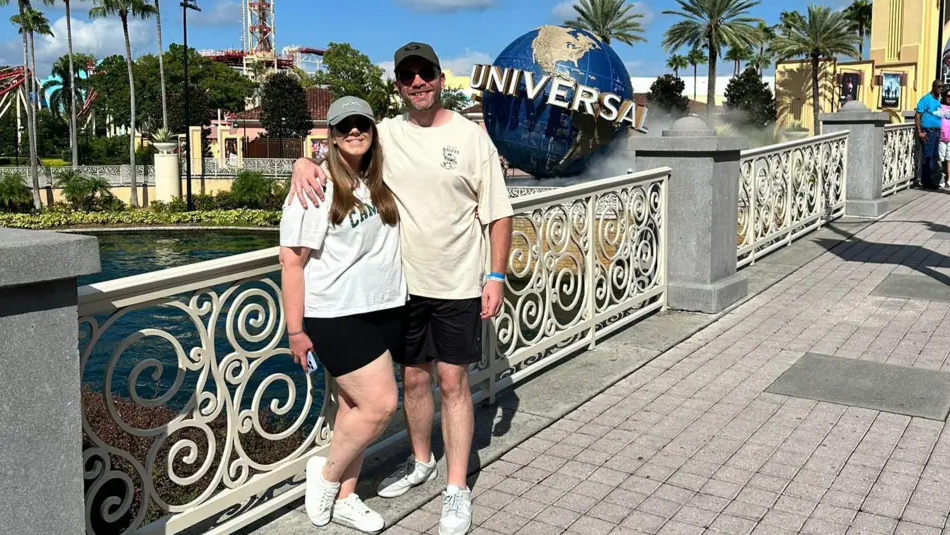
<box><xmin>326</xmin><ymin>96</ymin><xmax>375</xmax><ymax>126</ymax></box>
<box><xmin>394</xmin><ymin>41</ymin><xmax>440</xmax><ymax>70</ymax></box>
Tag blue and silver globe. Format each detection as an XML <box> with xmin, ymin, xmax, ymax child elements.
<box><xmin>481</xmin><ymin>25</ymin><xmax>633</xmax><ymax>178</ymax></box>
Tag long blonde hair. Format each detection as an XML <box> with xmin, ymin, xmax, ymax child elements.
<box><xmin>324</xmin><ymin>123</ymin><xmax>399</xmax><ymax>226</ymax></box>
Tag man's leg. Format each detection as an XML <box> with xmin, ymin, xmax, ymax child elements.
<box><xmin>436</xmin><ymin>361</ymin><xmax>474</xmax><ymax>488</ymax></box>
<box><xmin>923</xmin><ymin>131</ymin><xmax>939</xmax><ymax>187</ymax></box>
<box><xmin>402</xmin><ymin>362</ymin><xmax>436</xmax><ymax>462</ymax></box>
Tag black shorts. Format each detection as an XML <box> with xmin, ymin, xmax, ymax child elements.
<box><xmin>304</xmin><ymin>306</ymin><xmax>406</xmax><ymax>377</ymax></box>
<box><xmin>400</xmin><ymin>295</ymin><xmax>482</xmax><ymax>367</ymax></box>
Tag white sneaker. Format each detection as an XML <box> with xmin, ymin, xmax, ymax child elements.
<box><xmin>305</xmin><ymin>456</ymin><xmax>340</xmax><ymax>526</ymax></box>
<box><xmin>332</xmin><ymin>494</ymin><xmax>385</xmax><ymax>533</ymax></box>
<box><xmin>439</xmin><ymin>485</ymin><xmax>472</xmax><ymax>535</ymax></box>
<box><xmin>377</xmin><ymin>454</ymin><xmax>438</xmax><ymax>498</ymax></box>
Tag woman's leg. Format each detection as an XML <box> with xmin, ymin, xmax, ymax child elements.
<box><xmin>322</xmin><ymin>352</ymin><xmax>398</xmax><ymax>486</ymax></box>
<box><xmin>334</xmin><ymin>390</ymin><xmax>367</xmax><ymax>499</ymax></box>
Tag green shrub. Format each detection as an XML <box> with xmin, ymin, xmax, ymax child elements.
<box><xmin>55</xmin><ymin>170</ymin><xmax>124</xmax><ymax>212</ymax></box>
<box><xmin>230</xmin><ymin>170</ymin><xmax>272</xmax><ymax>208</ymax></box>
<box><xmin>0</xmin><ymin>208</ymin><xmax>282</xmax><ymax>229</ymax></box>
<box><xmin>150</xmin><ymin>197</ymin><xmax>188</xmax><ymax>213</ymax></box>
<box><xmin>0</xmin><ymin>173</ymin><xmax>33</xmax><ymax>213</ymax></box>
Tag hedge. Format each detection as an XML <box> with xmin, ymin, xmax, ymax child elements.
<box><xmin>0</xmin><ymin>208</ymin><xmax>282</xmax><ymax>230</ymax></box>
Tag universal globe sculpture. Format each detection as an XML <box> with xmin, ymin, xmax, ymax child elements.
<box><xmin>478</xmin><ymin>25</ymin><xmax>637</xmax><ymax>178</ymax></box>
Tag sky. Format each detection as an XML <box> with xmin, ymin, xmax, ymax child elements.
<box><xmin>0</xmin><ymin>0</ymin><xmax>856</xmax><ymax>82</ymax></box>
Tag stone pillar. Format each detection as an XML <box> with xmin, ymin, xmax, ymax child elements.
<box><xmin>820</xmin><ymin>101</ymin><xmax>890</xmax><ymax>218</ymax></box>
<box><xmin>154</xmin><ymin>152</ymin><xmax>181</xmax><ymax>202</ymax></box>
<box><xmin>632</xmin><ymin>117</ymin><xmax>749</xmax><ymax>314</ymax></box>
<box><xmin>0</xmin><ymin>229</ymin><xmax>100</xmax><ymax>535</ymax></box>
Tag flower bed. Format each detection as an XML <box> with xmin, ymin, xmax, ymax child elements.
<box><xmin>0</xmin><ymin>208</ymin><xmax>282</xmax><ymax>230</ymax></box>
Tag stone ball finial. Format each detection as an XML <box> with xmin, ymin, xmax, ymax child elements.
<box><xmin>663</xmin><ymin>116</ymin><xmax>714</xmax><ymax>137</ymax></box>
<box><xmin>841</xmin><ymin>100</ymin><xmax>870</xmax><ymax>112</ymax></box>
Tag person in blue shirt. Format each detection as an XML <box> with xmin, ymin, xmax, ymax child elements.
<box><xmin>916</xmin><ymin>80</ymin><xmax>946</xmax><ymax>189</ymax></box>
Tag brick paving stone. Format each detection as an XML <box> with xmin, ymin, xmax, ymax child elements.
<box><xmin>492</xmin><ymin>478</ymin><xmax>533</xmax><ymax>497</ymax></box>
<box><xmin>620</xmin><ymin>511</ymin><xmax>667</xmax><ymax>534</ymax></box>
<box><xmin>800</xmin><ymin>518</ymin><xmax>849</xmax><ymax>535</ymax></box>
<box><xmin>537</xmin><ymin>505</ymin><xmax>583</xmax><ymax>529</ymax></box>
<box><xmin>655</xmin><ymin>520</ymin><xmax>704</xmax><ymax>535</ymax></box>
<box><xmin>895</xmin><ymin>521</ymin><xmax>941</xmax><ymax>534</ymax></box>
<box><xmin>520</xmin><ymin>484</ymin><xmax>565</xmax><ymax>505</ymax></box>
<box><xmin>397</xmin><ymin>510</ymin><xmax>441</xmax><ymax>532</ymax></box>
<box><xmin>587</xmin><ymin>501</ymin><xmax>634</xmax><ymax>524</ymax></box>
<box><xmin>709</xmin><ymin>513</ymin><xmax>757</xmax><ymax>535</ymax></box>
<box><xmin>554</xmin><ymin>492</ymin><xmax>598</xmax><ymax>514</ymax></box>
<box><xmin>760</xmin><ymin>509</ymin><xmax>808</xmax><ymax>532</ymax></box>
<box><xmin>514</xmin><ymin>520</ymin><xmax>563</xmax><ymax>535</ymax></box>
<box><xmin>566</xmin><ymin>515</ymin><xmax>616</xmax><ymax>535</ymax></box>
<box><xmin>481</xmin><ymin>511</ymin><xmax>531</xmax><ymax>534</ymax></box>
<box><xmin>501</xmin><ymin>497</ymin><xmax>547</xmax><ymax>519</ymax></box>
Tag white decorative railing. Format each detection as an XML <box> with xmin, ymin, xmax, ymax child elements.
<box><xmin>737</xmin><ymin>131</ymin><xmax>848</xmax><ymax>268</ymax></box>
<box><xmin>882</xmin><ymin>123</ymin><xmax>916</xmax><ymax>196</ymax></box>
<box><xmin>76</xmin><ymin>167</ymin><xmax>669</xmax><ymax>535</ymax></box>
<box><xmin>0</xmin><ymin>165</ymin><xmax>155</xmax><ymax>186</ymax></box>
<box><xmin>201</xmin><ymin>158</ymin><xmax>296</xmax><ymax>179</ymax></box>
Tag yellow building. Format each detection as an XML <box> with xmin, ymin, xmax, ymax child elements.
<box><xmin>776</xmin><ymin>0</ymin><xmax>946</xmax><ymax>131</ymax></box>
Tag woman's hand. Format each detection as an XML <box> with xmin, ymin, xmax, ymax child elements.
<box><xmin>289</xmin><ymin>331</ymin><xmax>314</xmax><ymax>373</ymax></box>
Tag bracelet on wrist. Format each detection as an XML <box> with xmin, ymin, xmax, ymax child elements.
<box><xmin>288</xmin><ymin>329</ymin><xmax>305</xmax><ymax>337</ymax></box>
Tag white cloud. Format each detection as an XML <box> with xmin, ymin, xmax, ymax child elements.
<box><xmin>0</xmin><ymin>16</ymin><xmax>154</xmax><ymax>79</ymax></box>
<box><xmin>395</xmin><ymin>0</ymin><xmax>495</xmax><ymax>13</ymax></box>
<box><xmin>552</xmin><ymin>0</ymin><xmax>654</xmax><ymax>25</ymax></box>
<box><xmin>191</xmin><ymin>0</ymin><xmax>242</xmax><ymax>27</ymax></box>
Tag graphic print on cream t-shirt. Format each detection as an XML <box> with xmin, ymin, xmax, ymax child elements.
<box><xmin>376</xmin><ymin>111</ymin><xmax>514</xmax><ymax>300</ymax></box>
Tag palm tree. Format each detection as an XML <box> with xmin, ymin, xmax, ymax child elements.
<box><xmin>755</xmin><ymin>22</ymin><xmax>776</xmax><ymax>76</ymax></box>
<box><xmin>772</xmin><ymin>5</ymin><xmax>861</xmax><ymax>135</ymax></box>
<box><xmin>687</xmin><ymin>48</ymin><xmax>707</xmax><ymax>101</ymax></box>
<box><xmin>663</xmin><ymin>0</ymin><xmax>763</xmax><ymax>122</ymax></box>
<box><xmin>667</xmin><ymin>54</ymin><xmax>689</xmax><ymax>78</ymax></box>
<box><xmin>563</xmin><ymin>0</ymin><xmax>647</xmax><ymax>46</ymax></box>
<box><xmin>42</xmin><ymin>53</ymin><xmax>94</xmax><ymax>118</ymax></box>
<box><xmin>59</xmin><ymin>0</ymin><xmax>80</xmax><ymax>167</ymax></box>
<box><xmin>724</xmin><ymin>46</ymin><xmax>752</xmax><ymax>75</ymax></box>
<box><xmin>843</xmin><ymin>0</ymin><xmax>872</xmax><ymax>59</ymax></box>
<box><xmin>90</xmin><ymin>0</ymin><xmax>158</xmax><ymax>208</ymax></box>
<box><xmin>11</xmin><ymin>4</ymin><xmax>54</xmax><ymax>209</ymax></box>
<box><xmin>153</xmin><ymin>0</ymin><xmax>167</xmax><ymax>129</ymax></box>
<box><xmin>2</xmin><ymin>0</ymin><xmax>39</xmax><ymax>208</ymax></box>
<box><xmin>779</xmin><ymin>10</ymin><xmax>804</xmax><ymax>33</ymax></box>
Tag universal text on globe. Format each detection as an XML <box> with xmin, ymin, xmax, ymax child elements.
<box><xmin>469</xmin><ymin>64</ymin><xmax>647</xmax><ymax>132</ymax></box>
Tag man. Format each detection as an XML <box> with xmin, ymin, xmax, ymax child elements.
<box><xmin>916</xmin><ymin>79</ymin><xmax>945</xmax><ymax>189</ymax></box>
<box><xmin>288</xmin><ymin>42</ymin><xmax>513</xmax><ymax>535</ymax></box>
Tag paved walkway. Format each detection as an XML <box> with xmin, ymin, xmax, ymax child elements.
<box><xmin>385</xmin><ymin>190</ymin><xmax>950</xmax><ymax>535</ymax></box>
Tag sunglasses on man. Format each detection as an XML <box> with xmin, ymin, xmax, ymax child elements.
<box><xmin>396</xmin><ymin>64</ymin><xmax>439</xmax><ymax>86</ymax></box>
<box><xmin>333</xmin><ymin>116</ymin><xmax>374</xmax><ymax>136</ymax></box>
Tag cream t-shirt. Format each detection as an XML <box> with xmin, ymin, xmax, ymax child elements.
<box><xmin>280</xmin><ymin>179</ymin><xmax>408</xmax><ymax>318</ymax></box>
<box><xmin>377</xmin><ymin>111</ymin><xmax>514</xmax><ymax>300</ymax></box>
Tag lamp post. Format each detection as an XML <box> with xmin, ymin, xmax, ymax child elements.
<box><xmin>181</xmin><ymin>0</ymin><xmax>201</xmax><ymax>211</ymax></box>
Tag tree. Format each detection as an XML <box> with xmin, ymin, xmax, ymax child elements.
<box><xmin>152</xmin><ymin>0</ymin><xmax>167</xmax><ymax>129</ymax></box>
<box><xmin>667</xmin><ymin>54</ymin><xmax>688</xmax><ymax>78</ymax></box>
<box><xmin>42</xmin><ymin>53</ymin><xmax>94</xmax><ymax>119</ymax></box>
<box><xmin>686</xmin><ymin>48</ymin><xmax>707</xmax><ymax>101</ymax></box>
<box><xmin>843</xmin><ymin>0</ymin><xmax>872</xmax><ymax>59</ymax></box>
<box><xmin>752</xmin><ymin>22</ymin><xmax>776</xmax><ymax>76</ymax></box>
<box><xmin>59</xmin><ymin>0</ymin><xmax>80</xmax><ymax>167</ymax></box>
<box><xmin>90</xmin><ymin>0</ymin><xmax>158</xmax><ymax>208</ymax></box>
<box><xmin>663</xmin><ymin>0</ymin><xmax>763</xmax><ymax>122</ymax></box>
<box><xmin>313</xmin><ymin>42</ymin><xmax>391</xmax><ymax>118</ymax></box>
<box><xmin>779</xmin><ymin>10</ymin><xmax>804</xmax><ymax>32</ymax></box>
<box><xmin>771</xmin><ymin>5</ymin><xmax>860</xmax><ymax>135</ymax></box>
<box><xmin>723</xmin><ymin>66</ymin><xmax>777</xmax><ymax>128</ymax></box>
<box><xmin>10</xmin><ymin>3</ymin><xmax>54</xmax><ymax>209</ymax></box>
<box><xmin>647</xmin><ymin>74</ymin><xmax>689</xmax><ymax>117</ymax></box>
<box><xmin>563</xmin><ymin>0</ymin><xmax>647</xmax><ymax>46</ymax></box>
<box><xmin>260</xmin><ymin>72</ymin><xmax>312</xmax><ymax>138</ymax></box>
<box><xmin>725</xmin><ymin>46</ymin><xmax>752</xmax><ymax>76</ymax></box>
<box><xmin>441</xmin><ymin>87</ymin><xmax>469</xmax><ymax>112</ymax></box>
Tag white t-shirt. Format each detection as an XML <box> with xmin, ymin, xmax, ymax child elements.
<box><xmin>279</xmin><ymin>179</ymin><xmax>408</xmax><ymax>318</ymax></box>
<box><xmin>377</xmin><ymin>111</ymin><xmax>514</xmax><ymax>300</ymax></box>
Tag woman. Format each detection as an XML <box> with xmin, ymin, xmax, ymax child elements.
<box><xmin>280</xmin><ymin>96</ymin><xmax>405</xmax><ymax>533</ymax></box>
<box><xmin>940</xmin><ymin>90</ymin><xmax>950</xmax><ymax>188</ymax></box>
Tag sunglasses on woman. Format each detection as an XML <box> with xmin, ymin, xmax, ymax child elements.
<box><xmin>396</xmin><ymin>64</ymin><xmax>439</xmax><ymax>86</ymax></box>
<box><xmin>333</xmin><ymin>116</ymin><xmax>373</xmax><ymax>135</ymax></box>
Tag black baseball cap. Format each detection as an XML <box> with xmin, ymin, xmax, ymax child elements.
<box><xmin>394</xmin><ymin>42</ymin><xmax>441</xmax><ymax>71</ymax></box>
